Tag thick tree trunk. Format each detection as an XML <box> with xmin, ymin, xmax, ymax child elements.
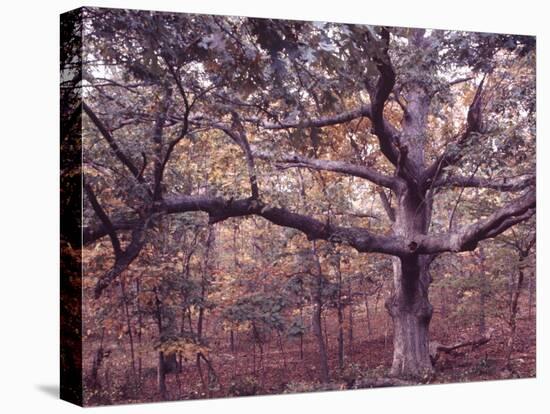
<box><xmin>378</xmin><ymin>142</ymin><xmax>437</xmax><ymax>376</ymax></box>
<box><xmin>385</xmin><ymin>185</ymin><xmax>434</xmax><ymax>378</ymax></box>
<box><xmin>385</xmin><ymin>256</ymin><xmax>433</xmax><ymax>377</ymax></box>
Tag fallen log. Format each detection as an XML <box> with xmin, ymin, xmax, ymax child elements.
<box><xmin>430</xmin><ymin>328</ymin><xmax>494</xmax><ymax>363</ymax></box>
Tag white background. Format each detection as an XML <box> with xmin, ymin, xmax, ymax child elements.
<box><xmin>0</xmin><ymin>0</ymin><xmax>548</xmax><ymax>412</ymax></box>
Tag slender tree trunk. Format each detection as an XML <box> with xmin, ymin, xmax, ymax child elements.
<box><xmin>336</xmin><ymin>256</ymin><xmax>345</xmax><ymax>370</ymax></box>
<box><xmin>186</xmin><ymin>309</ymin><xmax>194</xmax><ymax>336</ymax></box>
<box><xmin>120</xmin><ymin>280</ymin><xmax>137</xmax><ymax>383</ymax></box>
<box><xmin>440</xmin><ymin>285</ymin><xmax>447</xmax><ymax>320</ymax></box>
<box><xmin>348</xmin><ymin>279</ymin><xmax>354</xmax><ymax>356</ymax></box>
<box><xmin>312</xmin><ymin>299</ymin><xmax>329</xmax><ymax>383</ymax></box>
<box><xmin>476</xmin><ymin>247</ymin><xmax>489</xmax><ymax>335</ymax></box>
<box><xmin>153</xmin><ymin>288</ymin><xmax>167</xmax><ymax>398</ymax></box>
<box><xmin>528</xmin><ymin>272</ymin><xmax>534</xmax><ymax>320</ymax></box>
<box><xmin>479</xmin><ymin>271</ymin><xmax>487</xmax><ymax>335</ymax></box>
<box><xmin>158</xmin><ymin>351</ymin><xmax>167</xmax><ymax>399</ymax></box>
<box><xmin>135</xmin><ymin>279</ymin><xmax>143</xmax><ymax>382</ymax></box>
<box><xmin>506</xmin><ymin>250</ymin><xmax>528</xmax><ymax>367</ymax></box>
<box><xmin>362</xmin><ymin>277</ymin><xmax>373</xmax><ymax>336</ymax></box>
<box><xmin>197</xmin><ymin>225</ymin><xmax>214</xmax><ymax>342</ymax></box>
<box><xmin>323</xmin><ymin>314</ymin><xmax>329</xmax><ymax>354</ymax></box>
<box><xmin>277</xmin><ymin>331</ymin><xmax>288</xmax><ymax>371</ymax></box>
<box><xmin>337</xmin><ymin>304</ymin><xmax>344</xmax><ymax>369</ymax></box>
<box><xmin>90</xmin><ymin>329</ymin><xmax>105</xmax><ymax>389</ymax></box>
<box><xmin>252</xmin><ymin>339</ymin><xmax>256</xmax><ymax>375</ymax></box>
<box><xmin>365</xmin><ymin>295</ymin><xmax>372</xmax><ymax>336</ymax></box>
<box><xmin>311</xmin><ymin>242</ymin><xmax>330</xmax><ymax>383</ymax></box>
<box><xmin>196</xmin><ymin>353</ymin><xmax>207</xmax><ymax>394</ymax></box>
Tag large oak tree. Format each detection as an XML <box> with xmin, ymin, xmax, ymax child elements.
<box><xmin>77</xmin><ymin>8</ymin><xmax>535</xmax><ymax>378</ymax></box>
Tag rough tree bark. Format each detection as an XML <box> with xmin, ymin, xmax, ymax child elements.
<box><xmin>385</xmin><ymin>256</ymin><xmax>433</xmax><ymax>377</ymax></box>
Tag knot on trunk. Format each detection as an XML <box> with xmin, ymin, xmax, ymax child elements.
<box><xmin>408</xmin><ymin>241</ymin><xmax>418</xmax><ymax>251</ymax></box>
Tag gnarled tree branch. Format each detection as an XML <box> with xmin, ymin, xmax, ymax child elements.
<box><xmin>252</xmin><ymin>148</ymin><xmax>403</xmax><ymax>191</ymax></box>
<box><xmin>435</xmin><ymin>173</ymin><xmax>534</xmax><ymax>192</ymax></box>
<box><xmin>245</xmin><ymin>104</ymin><xmax>373</xmax><ymax>129</ymax></box>
<box><xmin>83</xmin><ymin>101</ymin><xmax>143</xmax><ymax>183</ymax></box>
<box><xmin>84</xmin><ymin>181</ymin><xmax>122</xmax><ymax>257</ymax></box>
<box><xmin>365</xmin><ymin>28</ymin><xmax>400</xmax><ymax>166</ymax></box>
<box><xmin>416</xmin><ymin>190</ymin><xmax>536</xmax><ymax>254</ymax></box>
<box><xmin>423</xmin><ymin>75</ymin><xmax>487</xmax><ymax>185</ymax></box>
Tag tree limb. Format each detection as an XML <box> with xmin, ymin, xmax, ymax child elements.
<box><xmin>435</xmin><ymin>173</ymin><xmax>534</xmax><ymax>192</ymax></box>
<box><xmin>417</xmin><ymin>190</ymin><xmax>536</xmax><ymax>254</ymax></box>
<box><xmin>159</xmin><ymin>195</ymin><xmax>406</xmax><ymax>254</ymax></box>
<box><xmin>365</xmin><ymin>28</ymin><xmax>400</xmax><ymax>166</ymax></box>
<box><xmin>85</xmin><ymin>186</ymin><xmax>535</xmax><ymax>296</ymax></box>
<box><xmin>83</xmin><ymin>182</ymin><xmax>122</xmax><ymax>257</ymax></box>
<box><xmin>94</xmin><ymin>217</ymin><xmax>150</xmax><ymax>299</ymax></box>
<box><xmin>245</xmin><ymin>104</ymin><xmax>373</xmax><ymax>129</ymax></box>
<box><xmin>152</xmin><ymin>87</ymin><xmax>173</xmax><ymax>201</ymax></box>
<box><xmin>253</xmin><ymin>148</ymin><xmax>403</xmax><ymax>191</ymax></box>
<box><xmin>378</xmin><ymin>188</ymin><xmax>396</xmax><ymax>222</ymax></box>
<box><xmin>83</xmin><ymin>215</ymin><xmax>140</xmax><ymax>244</ymax></box>
<box><xmin>83</xmin><ymin>101</ymin><xmax>143</xmax><ymax>182</ymax></box>
<box><xmin>423</xmin><ymin>75</ymin><xmax>487</xmax><ymax>184</ymax></box>
<box><xmin>215</xmin><ymin>116</ymin><xmax>260</xmax><ymax>199</ymax></box>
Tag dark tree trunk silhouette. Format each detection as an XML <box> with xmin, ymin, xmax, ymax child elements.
<box><xmin>311</xmin><ymin>242</ymin><xmax>330</xmax><ymax>383</ymax></box>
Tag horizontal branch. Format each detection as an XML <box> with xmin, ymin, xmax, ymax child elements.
<box><xmin>483</xmin><ymin>208</ymin><xmax>535</xmax><ymax>240</ymax></box>
<box><xmin>253</xmin><ymin>149</ymin><xmax>403</xmax><ymax>191</ymax></box>
<box><xmin>85</xmin><ymin>194</ymin><xmax>410</xmax><ymax>257</ymax></box>
<box><xmin>245</xmin><ymin>104</ymin><xmax>373</xmax><ymax>129</ymax></box>
<box><xmin>242</xmin><ymin>105</ymin><xmax>402</xmax><ymax>167</ymax></box>
<box><xmin>85</xmin><ymin>187</ymin><xmax>535</xmax><ymax>296</ymax></box>
<box><xmin>159</xmin><ymin>195</ymin><xmax>407</xmax><ymax>255</ymax></box>
<box><xmin>435</xmin><ymin>173</ymin><xmax>534</xmax><ymax>192</ymax></box>
<box><xmin>83</xmin><ymin>215</ymin><xmax>140</xmax><ymax>244</ymax></box>
<box><xmin>430</xmin><ymin>328</ymin><xmax>494</xmax><ymax>362</ymax></box>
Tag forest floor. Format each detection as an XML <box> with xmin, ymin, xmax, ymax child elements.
<box><xmin>83</xmin><ymin>305</ymin><xmax>536</xmax><ymax>406</ymax></box>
